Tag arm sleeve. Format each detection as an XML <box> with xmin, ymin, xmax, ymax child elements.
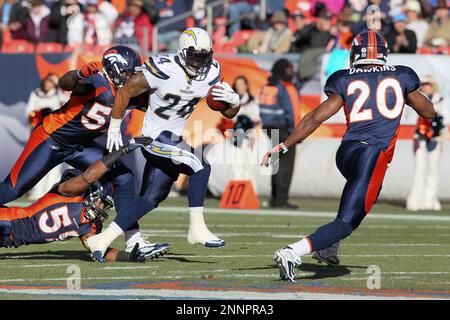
<box><xmin>324</xmin><ymin>71</ymin><xmax>344</xmax><ymax>98</ymax></box>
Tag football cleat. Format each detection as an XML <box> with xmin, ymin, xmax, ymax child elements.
<box><xmin>187</xmin><ymin>228</ymin><xmax>225</xmax><ymax>248</ymax></box>
<box><xmin>273</xmin><ymin>247</ymin><xmax>302</xmax><ymax>282</ymax></box>
<box><xmin>126</xmin><ymin>236</ymin><xmax>171</xmax><ymax>260</ymax></box>
<box><xmin>90</xmin><ymin>250</ymin><xmax>106</xmax><ymax>263</ymax></box>
<box><xmin>312</xmin><ymin>242</ymin><xmax>340</xmax><ymax>267</ymax></box>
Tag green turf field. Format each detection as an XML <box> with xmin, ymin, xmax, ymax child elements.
<box><xmin>0</xmin><ymin>197</ymin><xmax>449</xmax><ymax>299</ymax></box>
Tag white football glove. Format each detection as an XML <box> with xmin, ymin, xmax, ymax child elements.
<box><xmin>106</xmin><ymin>118</ymin><xmax>123</xmax><ymax>152</ymax></box>
<box><xmin>211</xmin><ymin>82</ymin><xmax>240</xmax><ymax>108</ymax></box>
<box><xmin>261</xmin><ymin>143</ymin><xmax>288</xmax><ymax>167</ymax></box>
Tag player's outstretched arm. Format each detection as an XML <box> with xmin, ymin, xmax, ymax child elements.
<box><xmin>261</xmin><ymin>94</ymin><xmax>343</xmax><ymax>166</ymax></box>
<box><xmin>58</xmin><ymin>61</ymin><xmax>103</xmax><ymax>91</ymax></box>
<box><xmin>283</xmin><ymin>93</ymin><xmax>343</xmax><ymax>148</ymax></box>
<box><xmin>58</xmin><ymin>148</ymin><xmax>128</xmax><ymax>196</ymax></box>
<box><xmin>406</xmin><ymin>90</ymin><xmax>436</xmax><ymax>119</ymax></box>
<box><xmin>107</xmin><ymin>72</ymin><xmax>151</xmax><ymax>152</ymax></box>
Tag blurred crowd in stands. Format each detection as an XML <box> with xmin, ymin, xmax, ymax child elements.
<box><xmin>0</xmin><ymin>0</ymin><xmax>448</xmax><ymax>55</ymax></box>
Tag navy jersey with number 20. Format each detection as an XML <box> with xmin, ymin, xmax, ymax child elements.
<box><xmin>324</xmin><ymin>65</ymin><xmax>421</xmax><ymax>161</ymax></box>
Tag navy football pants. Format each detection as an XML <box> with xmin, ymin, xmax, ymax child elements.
<box><xmin>307</xmin><ymin>141</ymin><xmax>389</xmax><ymax>252</ymax></box>
<box><xmin>113</xmin><ymin>131</ymin><xmax>211</xmax><ymax>231</ymax></box>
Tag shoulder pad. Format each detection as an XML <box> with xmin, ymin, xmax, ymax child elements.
<box><xmin>144</xmin><ymin>55</ymin><xmax>171</xmax><ymax>80</ymax></box>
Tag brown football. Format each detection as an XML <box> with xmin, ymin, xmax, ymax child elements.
<box><xmin>206</xmin><ymin>85</ymin><xmax>229</xmax><ymax>111</ymax></box>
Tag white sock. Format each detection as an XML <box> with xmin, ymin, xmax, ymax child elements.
<box><xmin>124</xmin><ymin>229</ymin><xmax>142</xmax><ymax>246</ymax></box>
<box><xmin>87</xmin><ymin>221</ymin><xmax>124</xmax><ymax>255</ymax></box>
<box><xmin>189</xmin><ymin>207</ymin><xmax>206</xmax><ymax>229</ymax></box>
<box><xmin>288</xmin><ymin>238</ymin><xmax>312</xmax><ymax>257</ymax></box>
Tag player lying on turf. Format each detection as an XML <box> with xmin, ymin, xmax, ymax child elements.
<box><xmin>0</xmin><ymin>45</ymin><xmax>168</xmax><ymax>258</ymax></box>
<box><xmin>261</xmin><ymin>31</ymin><xmax>437</xmax><ymax>282</ymax></box>
<box><xmin>86</xmin><ymin>27</ymin><xmax>241</xmax><ymax>260</ymax></box>
<box><xmin>0</xmin><ymin>146</ymin><xmax>166</xmax><ymax>262</ymax></box>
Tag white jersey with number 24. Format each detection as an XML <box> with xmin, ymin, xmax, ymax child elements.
<box><xmin>141</xmin><ymin>53</ymin><xmax>221</xmax><ymax>139</ymax></box>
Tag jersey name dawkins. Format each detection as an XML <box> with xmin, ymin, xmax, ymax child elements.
<box><xmin>141</xmin><ymin>54</ymin><xmax>221</xmax><ymax>138</ymax></box>
<box><xmin>324</xmin><ymin>65</ymin><xmax>420</xmax><ymax>161</ymax></box>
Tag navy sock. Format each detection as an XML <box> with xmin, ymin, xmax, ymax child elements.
<box><xmin>187</xmin><ymin>164</ymin><xmax>211</xmax><ymax>208</ymax></box>
<box><xmin>308</xmin><ymin>219</ymin><xmax>353</xmax><ymax>252</ymax></box>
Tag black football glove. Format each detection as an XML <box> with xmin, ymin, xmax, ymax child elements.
<box><xmin>123</xmin><ymin>136</ymin><xmax>154</xmax><ymax>153</ymax></box>
<box><xmin>128</xmin><ymin>243</ymin><xmax>146</xmax><ymax>263</ymax></box>
<box><xmin>431</xmin><ymin>113</ymin><xmax>444</xmax><ymax>138</ymax></box>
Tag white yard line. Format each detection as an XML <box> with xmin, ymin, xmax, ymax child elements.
<box><xmin>139</xmin><ymin>223</ymin><xmax>450</xmax><ymax>230</ymax></box>
<box><xmin>0</xmin><ymin>264</ymin><xmax>72</xmax><ymax>268</ymax></box>
<box><xmin>165</xmin><ymin>254</ymin><xmax>450</xmax><ymax>258</ymax></box>
<box><xmin>1</xmin><ymin>270</ymin><xmax>449</xmax><ymax>283</ymax></box>
<box><xmin>0</xmin><ymin>287</ymin><xmax>435</xmax><ymax>300</ymax></box>
<box><xmin>153</xmin><ymin>206</ymin><xmax>450</xmax><ymax>222</ymax></box>
<box><xmin>102</xmin><ymin>266</ymin><xmax>158</xmax><ymax>270</ymax></box>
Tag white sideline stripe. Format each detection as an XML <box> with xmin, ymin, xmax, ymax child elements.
<box><xmin>141</xmin><ymin>231</ymin><xmax>307</xmax><ymax>238</ymax></box>
<box><xmin>222</xmin><ymin>242</ymin><xmax>449</xmax><ymax>247</ymax></box>
<box><xmin>141</xmin><ymin>230</ymin><xmax>449</xmax><ymax>238</ymax></box>
<box><xmin>153</xmin><ymin>206</ymin><xmax>450</xmax><ymax>222</ymax></box>
<box><xmin>163</xmin><ymin>254</ymin><xmax>450</xmax><ymax>259</ymax></box>
<box><xmin>0</xmin><ymin>287</ymin><xmax>430</xmax><ymax>300</ymax></box>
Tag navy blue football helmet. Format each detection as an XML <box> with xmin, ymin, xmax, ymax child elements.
<box><xmin>102</xmin><ymin>45</ymin><xmax>142</xmax><ymax>88</ymax></box>
<box><xmin>350</xmin><ymin>31</ymin><xmax>389</xmax><ymax>68</ymax></box>
<box><xmin>83</xmin><ymin>182</ymin><xmax>114</xmax><ymax>224</ymax></box>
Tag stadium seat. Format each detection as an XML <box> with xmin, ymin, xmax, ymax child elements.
<box><xmin>36</xmin><ymin>42</ymin><xmax>64</xmax><ymax>53</ymax></box>
<box><xmin>1</xmin><ymin>28</ymin><xmax>13</xmax><ymax>44</ymax></box>
<box><xmin>230</xmin><ymin>30</ymin><xmax>255</xmax><ymax>47</ymax></box>
<box><xmin>1</xmin><ymin>40</ymin><xmax>35</xmax><ymax>53</ymax></box>
<box><xmin>63</xmin><ymin>45</ymin><xmax>76</xmax><ymax>52</ymax></box>
<box><xmin>218</xmin><ymin>42</ymin><xmax>238</xmax><ymax>54</ymax></box>
<box><xmin>212</xmin><ymin>17</ymin><xmax>228</xmax><ymax>51</ymax></box>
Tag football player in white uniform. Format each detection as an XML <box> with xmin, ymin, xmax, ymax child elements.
<box><xmin>86</xmin><ymin>28</ymin><xmax>241</xmax><ymax>260</ymax></box>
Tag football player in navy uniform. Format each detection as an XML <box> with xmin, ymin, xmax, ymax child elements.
<box><xmin>87</xmin><ymin>28</ymin><xmax>241</xmax><ymax>261</ymax></box>
<box><xmin>0</xmin><ymin>46</ymin><xmax>168</xmax><ymax>258</ymax></box>
<box><xmin>261</xmin><ymin>31</ymin><xmax>436</xmax><ymax>282</ymax></box>
<box><xmin>0</xmin><ymin>146</ymin><xmax>157</xmax><ymax>262</ymax></box>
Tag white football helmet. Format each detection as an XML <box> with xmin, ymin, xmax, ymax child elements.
<box><xmin>177</xmin><ymin>27</ymin><xmax>213</xmax><ymax>80</ymax></box>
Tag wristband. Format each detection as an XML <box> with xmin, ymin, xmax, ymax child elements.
<box><xmin>279</xmin><ymin>143</ymin><xmax>288</xmax><ymax>153</ymax></box>
<box><xmin>109</xmin><ymin>117</ymin><xmax>122</xmax><ymax>129</ymax></box>
<box><xmin>115</xmin><ymin>251</ymin><xmax>132</xmax><ymax>262</ymax></box>
<box><xmin>101</xmin><ymin>149</ymin><xmax>125</xmax><ymax>169</ymax></box>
